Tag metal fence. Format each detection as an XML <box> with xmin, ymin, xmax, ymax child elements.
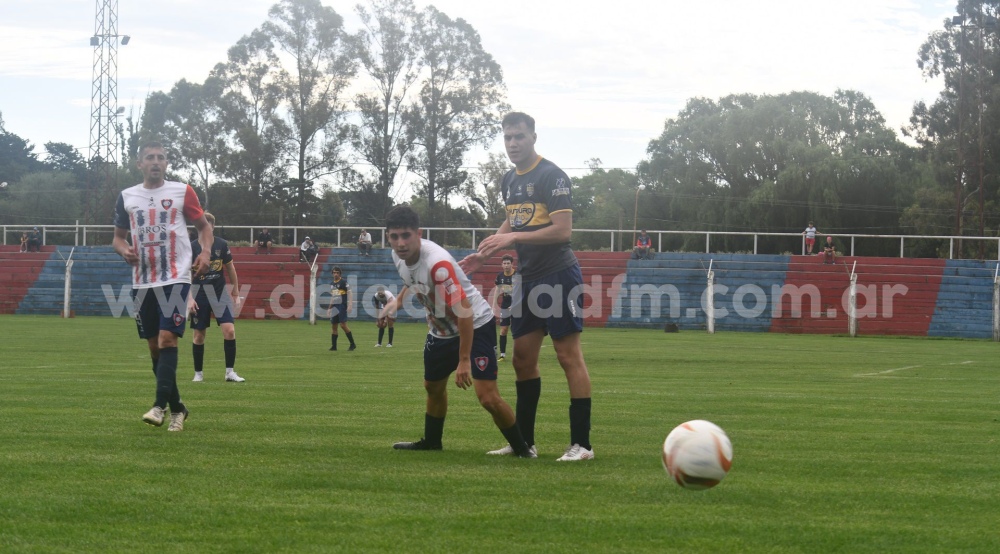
<box><xmin>4</xmin><ymin>223</ymin><xmax>1000</xmax><ymax>260</ymax></box>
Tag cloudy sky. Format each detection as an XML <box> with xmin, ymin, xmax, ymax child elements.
<box><xmin>0</xmin><ymin>0</ymin><xmax>955</xmax><ymax>180</ymax></box>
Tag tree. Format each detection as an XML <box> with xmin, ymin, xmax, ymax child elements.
<box><xmin>350</xmin><ymin>0</ymin><xmax>421</xmax><ymax>224</ymax></box>
<box><xmin>462</xmin><ymin>152</ymin><xmax>509</xmax><ymax>226</ymax></box>
<box><xmin>405</xmin><ymin>6</ymin><xmax>508</xmax><ymax>222</ymax></box>
<box><xmin>908</xmin><ymin>0</ymin><xmax>1000</xmax><ymax>256</ymax></box>
<box><xmin>639</xmin><ymin>91</ymin><xmax>927</xmax><ymax>255</ymax></box>
<box><xmin>0</xmin><ymin>172</ymin><xmax>82</xmax><ymax>225</ymax></box>
<box><xmin>0</xmin><ymin>112</ymin><xmax>43</xmax><ymax>185</ymax></box>
<box><xmin>140</xmin><ymin>79</ymin><xmax>227</xmax><ymax>209</ymax></box>
<box><xmin>43</xmin><ymin>142</ymin><xmax>89</xmax><ymax>185</ymax></box>
<box><xmin>211</xmin><ymin>31</ymin><xmax>289</xmax><ymax>213</ymax></box>
<box><xmin>260</xmin><ymin>0</ymin><xmax>357</xmax><ymax>221</ymax></box>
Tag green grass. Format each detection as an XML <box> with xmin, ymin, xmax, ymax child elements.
<box><xmin>1</xmin><ymin>315</ymin><xmax>998</xmax><ymax>553</ymax></box>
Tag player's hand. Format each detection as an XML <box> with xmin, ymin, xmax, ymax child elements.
<box><xmin>192</xmin><ymin>252</ymin><xmax>211</xmax><ymax>276</ymax></box>
<box><xmin>459</xmin><ymin>252</ymin><xmax>486</xmax><ymax>275</ymax></box>
<box><xmin>234</xmin><ymin>296</ymin><xmax>243</xmax><ymax>310</ymax></box>
<box><xmin>121</xmin><ymin>250</ymin><xmax>139</xmax><ymax>266</ymax></box>
<box><xmin>455</xmin><ymin>361</ymin><xmax>472</xmax><ymax>390</ymax></box>
<box><xmin>476</xmin><ymin>233</ymin><xmax>515</xmax><ymax>259</ymax></box>
<box><xmin>187</xmin><ymin>296</ymin><xmax>196</xmax><ymax>315</ymax></box>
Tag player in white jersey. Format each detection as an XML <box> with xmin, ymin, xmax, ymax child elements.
<box><xmin>384</xmin><ymin>206</ymin><xmax>533</xmax><ymax>457</ymax></box>
<box><xmin>113</xmin><ymin>141</ymin><xmax>213</xmax><ymax>432</ymax></box>
<box><xmin>372</xmin><ymin>286</ymin><xmax>398</xmax><ymax>347</ymax></box>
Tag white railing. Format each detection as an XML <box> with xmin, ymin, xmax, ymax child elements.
<box><xmin>3</xmin><ymin>223</ymin><xmax>1000</xmax><ymax>260</ymax></box>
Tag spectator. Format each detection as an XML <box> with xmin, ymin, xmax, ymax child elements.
<box><xmin>19</xmin><ymin>231</ymin><xmax>29</xmax><ymax>253</ymax></box>
<box><xmin>803</xmin><ymin>221</ymin><xmax>818</xmax><ymax>255</ymax></box>
<box><xmin>27</xmin><ymin>227</ymin><xmax>42</xmax><ymax>252</ymax></box>
<box><xmin>632</xmin><ymin>229</ymin><xmax>652</xmax><ymax>260</ymax></box>
<box><xmin>358</xmin><ymin>229</ymin><xmax>373</xmax><ymax>256</ymax></box>
<box><xmin>823</xmin><ymin>235</ymin><xmax>837</xmax><ymax>265</ymax></box>
<box><xmin>300</xmin><ymin>236</ymin><xmax>318</xmax><ymax>263</ymax></box>
<box><xmin>255</xmin><ymin>227</ymin><xmax>273</xmax><ymax>255</ymax></box>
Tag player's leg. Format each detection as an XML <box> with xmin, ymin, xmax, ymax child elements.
<box><xmin>387</xmin><ymin>318</ymin><xmax>395</xmax><ymax>346</ymax></box>
<box><xmin>341</xmin><ymin>320</ymin><xmax>356</xmax><ymax>350</ymax></box>
<box><xmin>394</xmin><ymin>334</ymin><xmax>451</xmax><ymax>450</ymax></box>
<box><xmin>547</xmin><ymin>264</ymin><xmax>593</xmax><ymax>461</ymax></box>
<box><xmin>471</xmin><ymin>321</ymin><xmax>532</xmax><ymax>457</ymax></box>
<box><xmin>329</xmin><ymin>311</ymin><xmax>339</xmax><ymax>350</ymax></box>
<box><xmin>376</xmin><ymin>318</ymin><xmax>385</xmax><ymax>346</ymax></box>
<box><xmin>190</xmin><ymin>296</ymin><xmax>209</xmax><ymax>381</ymax></box>
<box><xmin>219</xmin><ymin>322</ymin><xmax>243</xmax><ymax>382</ymax></box>
<box><xmin>498</xmin><ymin>320</ymin><xmax>509</xmax><ymax>359</ymax></box>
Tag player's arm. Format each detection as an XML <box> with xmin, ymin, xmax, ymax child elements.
<box><xmin>113</xmin><ymin>227</ymin><xmax>138</xmax><ymax>266</ymax></box>
<box><xmin>451</xmin><ymin>297</ymin><xmax>474</xmax><ymax>390</ymax></box>
<box><xmin>224</xmin><ymin>261</ymin><xmax>242</xmax><ymax>309</ymax></box>
<box><xmin>477</xmin><ymin>211</ymin><xmax>572</xmax><ymax>259</ymax></box>
<box><xmin>190</xmin><ymin>216</ymin><xmax>213</xmax><ymax>276</ymax></box>
<box><xmin>461</xmin><ymin>218</ymin><xmax>514</xmax><ymax>273</ymax></box>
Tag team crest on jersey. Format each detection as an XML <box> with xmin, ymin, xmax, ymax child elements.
<box><xmin>161</xmin><ymin>199</ymin><xmax>174</xmax><ymax>209</ymax></box>
<box><xmin>509</xmin><ymin>202</ymin><xmax>536</xmax><ymax>229</ymax></box>
<box><xmin>173</xmin><ymin>313</ymin><xmax>185</xmax><ymax>327</ymax></box>
<box><xmin>475</xmin><ymin>357</ymin><xmax>489</xmax><ymax>371</ymax></box>
<box><xmin>525</xmin><ymin>183</ymin><xmax>534</xmax><ymax>197</ymax></box>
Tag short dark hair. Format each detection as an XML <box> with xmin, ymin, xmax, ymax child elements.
<box><xmin>501</xmin><ymin>254</ymin><xmax>514</xmax><ymax>263</ymax></box>
<box><xmin>385</xmin><ymin>205</ymin><xmax>420</xmax><ymax>231</ymax></box>
<box><xmin>139</xmin><ymin>141</ymin><xmax>166</xmax><ymax>156</ymax></box>
<box><xmin>332</xmin><ymin>266</ymin><xmax>342</xmax><ymax>274</ymax></box>
<box><xmin>502</xmin><ymin>112</ymin><xmax>535</xmax><ymax>132</ymax></box>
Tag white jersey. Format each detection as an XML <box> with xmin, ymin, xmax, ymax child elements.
<box><xmin>804</xmin><ymin>226</ymin><xmax>817</xmax><ymax>239</ymax></box>
<box><xmin>113</xmin><ymin>180</ymin><xmax>204</xmax><ymax>289</ymax></box>
<box><xmin>392</xmin><ymin>240</ymin><xmax>493</xmax><ymax>339</ymax></box>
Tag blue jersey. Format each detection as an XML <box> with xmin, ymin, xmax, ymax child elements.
<box><xmin>191</xmin><ymin>236</ymin><xmax>232</xmax><ymax>297</ymax></box>
<box><xmin>501</xmin><ymin>157</ymin><xmax>577</xmax><ymax>280</ymax></box>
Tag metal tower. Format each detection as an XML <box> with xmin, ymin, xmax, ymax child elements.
<box><xmin>87</xmin><ymin>0</ymin><xmax>128</xmax><ymax>224</ymax></box>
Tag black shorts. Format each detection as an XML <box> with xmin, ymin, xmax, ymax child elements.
<box><xmin>189</xmin><ymin>288</ymin><xmax>235</xmax><ymax>330</ymax></box>
<box><xmin>423</xmin><ymin>319</ymin><xmax>498</xmax><ymax>382</ymax></box>
<box><xmin>511</xmin><ymin>263</ymin><xmax>585</xmax><ymax>340</ymax></box>
<box><xmin>330</xmin><ymin>304</ymin><xmax>349</xmax><ymax>325</ymax></box>
<box><xmin>132</xmin><ymin>284</ymin><xmax>190</xmax><ymax>340</ymax></box>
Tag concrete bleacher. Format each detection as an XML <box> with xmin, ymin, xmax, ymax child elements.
<box><xmin>1</xmin><ymin>245</ymin><xmax>997</xmax><ymax>338</ymax></box>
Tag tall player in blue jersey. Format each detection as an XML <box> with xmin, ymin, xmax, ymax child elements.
<box><xmin>461</xmin><ymin>112</ymin><xmax>594</xmax><ymax>461</ymax></box>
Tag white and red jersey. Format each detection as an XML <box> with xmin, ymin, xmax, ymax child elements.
<box><xmin>113</xmin><ymin>180</ymin><xmax>205</xmax><ymax>289</ymax></box>
<box><xmin>392</xmin><ymin>240</ymin><xmax>493</xmax><ymax>339</ymax></box>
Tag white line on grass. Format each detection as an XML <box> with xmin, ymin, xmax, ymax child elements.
<box><xmin>854</xmin><ymin>360</ymin><xmax>974</xmax><ymax>377</ymax></box>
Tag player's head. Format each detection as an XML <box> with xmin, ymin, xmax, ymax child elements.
<box><xmin>501</xmin><ymin>112</ymin><xmax>537</xmax><ymax>169</ymax></box>
<box><xmin>262</xmin><ymin>227</ymin><xmax>268</xmax><ymax>232</ymax></box>
<box><xmin>640</xmin><ymin>229</ymin><xmax>647</xmax><ymax>234</ymax></box>
<box><xmin>332</xmin><ymin>266</ymin><xmax>342</xmax><ymax>280</ymax></box>
<box><xmin>501</xmin><ymin>254</ymin><xmax>513</xmax><ymax>272</ymax></box>
<box><xmin>376</xmin><ymin>285</ymin><xmax>386</xmax><ymax>302</ymax></box>
<box><xmin>385</xmin><ymin>205</ymin><xmax>421</xmax><ymax>265</ymax></box>
<box><xmin>137</xmin><ymin>141</ymin><xmax>168</xmax><ymax>184</ymax></box>
<box><xmin>204</xmin><ymin>212</ymin><xmax>216</xmax><ymax>227</ymax></box>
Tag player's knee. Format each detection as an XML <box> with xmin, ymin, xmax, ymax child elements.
<box><xmin>476</xmin><ymin>388</ymin><xmax>504</xmax><ymax>413</ymax></box>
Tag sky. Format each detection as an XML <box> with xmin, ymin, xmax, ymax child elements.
<box><xmin>0</xmin><ymin>0</ymin><xmax>957</xmax><ymax>183</ymax></box>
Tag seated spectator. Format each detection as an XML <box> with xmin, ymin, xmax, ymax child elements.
<box><xmin>27</xmin><ymin>227</ymin><xmax>42</xmax><ymax>252</ymax></box>
<box><xmin>19</xmin><ymin>231</ymin><xmax>29</xmax><ymax>253</ymax></box>
<box><xmin>255</xmin><ymin>227</ymin><xmax>273</xmax><ymax>255</ymax></box>
<box><xmin>300</xmin><ymin>236</ymin><xmax>318</xmax><ymax>263</ymax></box>
<box><xmin>357</xmin><ymin>229</ymin><xmax>373</xmax><ymax>256</ymax></box>
<box><xmin>632</xmin><ymin>229</ymin><xmax>653</xmax><ymax>260</ymax></box>
<box><xmin>823</xmin><ymin>235</ymin><xmax>837</xmax><ymax>265</ymax></box>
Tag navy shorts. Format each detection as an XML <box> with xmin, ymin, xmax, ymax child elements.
<box><xmin>189</xmin><ymin>288</ymin><xmax>235</xmax><ymax>330</ymax></box>
<box><xmin>511</xmin><ymin>263</ymin><xmax>584</xmax><ymax>340</ymax></box>
<box><xmin>132</xmin><ymin>284</ymin><xmax>190</xmax><ymax>340</ymax></box>
<box><xmin>498</xmin><ymin>309</ymin><xmax>511</xmax><ymax>328</ymax></box>
<box><xmin>330</xmin><ymin>304</ymin><xmax>349</xmax><ymax>325</ymax></box>
<box><xmin>423</xmin><ymin>319</ymin><xmax>498</xmax><ymax>382</ymax></box>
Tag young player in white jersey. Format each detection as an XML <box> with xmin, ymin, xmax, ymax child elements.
<box><xmin>385</xmin><ymin>205</ymin><xmax>533</xmax><ymax>457</ymax></box>
<box><xmin>372</xmin><ymin>286</ymin><xmax>397</xmax><ymax>347</ymax></box>
<box><xmin>113</xmin><ymin>141</ymin><xmax>213</xmax><ymax>432</ymax></box>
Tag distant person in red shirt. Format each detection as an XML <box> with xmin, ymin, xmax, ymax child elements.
<box><xmin>632</xmin><ymin>229</ymin><xmax>652</xmax><ymax>260</ymax></box>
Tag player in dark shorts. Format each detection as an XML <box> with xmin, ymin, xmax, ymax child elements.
<box><xmin>189</xmin><ymin>213</ymin><xmax>245</xmax><ymax>383</ymax></box>
<box><xmin>385</xmin><ymin>206</ymin><xmax>531</xmax><ymax>457</ymax></box>
<box><xmin>329</xmin><ymin>266</ymin><xmax>356</xmax><ymax>351</ymax></box>
<box><xmin>493</xmin><ymin>254</ymin><xmax>516</xmax><ymax>361</ymax></box>
<box><xmin>461</xmin><ymin>111</ymin><xmax>594</xmax><ymax>462</ymax></box>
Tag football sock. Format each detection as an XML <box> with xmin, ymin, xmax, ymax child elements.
<box><xmin>224</xmin><ymin>339</ymin><xmax>236</xmax><ymax>369</ymax></box>
<box><xmin>388</xmin><ymin>328</ymin><xmax>394</xmax><ymax>344</ymax></box>
<box><xmin>150</xmin><ymin>356</ymin><xmax>158</xmax><ymax>377</ymax></box>
<box><xmin>378</xmin><ymin>328</ymin><xmax>385</xmax><ymax>344</ymax></box>
<box><xmin>499</xmin><ymin>335</ymin><xmax>507</xmax><ymax>354</ymax></box>
<box><xmin>516</xmin><ymin>378</ymin><xmax>541</xmax><ymax>446</ymax></box>
<box><xmin>331</xmin><ymin>334</ymin><xmax>338</xmax><ymax>350</ymax></box>
<box><xmin>424</xmin><ymin>413</ymin><xmax>445</xmax><ymax>446</ymax></box>
<box><xmin>192</xmin><ymin>343</ymin><xmax>205</xmax><ymax>373</ymax></box>
<box><xmin>569</xmin><ymin>397</ymin><xmax>592</xmax><ymax>450</ymax></box>
<box><xmin>155</xmin><ymin>347</ymin><xmax>179</xmax><ymax>411</ymax></box>
<box><xmin>346</xmin><ymin>332</ymin><xmax>355</xmax><ymax>347</ymax></box>
<box><xmin>500</xmin><ymin>422</ymin><xmax>530</xmax><ymax>456</ymax></box>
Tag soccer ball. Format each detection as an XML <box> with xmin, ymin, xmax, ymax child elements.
<box><xmin>662</xmin><ymin>420</ymin><xmax>733</xmax><ymax>490</ymax></box>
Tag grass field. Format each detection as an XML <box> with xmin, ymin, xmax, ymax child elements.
<box><xmin>1</xmin><ymin>315</ymin><xmax>998</xmax><ymax>553</ymax></box>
